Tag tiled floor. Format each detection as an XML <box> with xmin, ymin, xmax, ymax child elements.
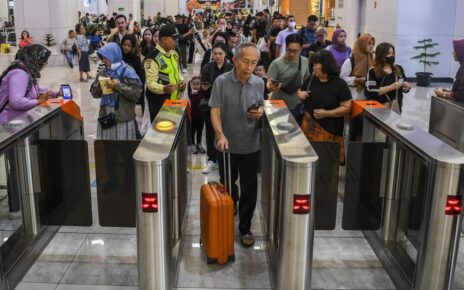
<box><xmin>7</xmin><ymin>56</ymin><xmax>463</xmax><ymax>290</ymax></box>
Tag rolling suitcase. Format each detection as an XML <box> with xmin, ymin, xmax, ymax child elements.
<box><xmin>200</xmin><ymin>152</ymin><xmax>235</xmax><ymax>265</ymax></box>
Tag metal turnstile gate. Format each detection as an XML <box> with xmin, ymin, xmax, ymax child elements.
<box><xmin>261</xmin><ymin>100</ymin><xmax>318</xmax><ymax>290</ymax></box>
<box><xmin>134</xmin><ymin>100</ymin><xmax>190</xmax><ymax>290</ymax></box>
<box><xmin>358</xmin><ymin>107</ymin><xmax>464</xmax><ymax>290</ymax></box>
<box><xmin>134</xmin><ymin>99</ymin><xmax>319</xmax><ymax>290</ymax></box>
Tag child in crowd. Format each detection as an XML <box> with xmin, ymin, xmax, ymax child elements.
<box><xmin>254</xmin><ymin>61</ymin><xmax>270</xmax><ymax>100</ymax></box>
<box><xmin>188</xmin><ymin>76</ymin><xmax>206</xmax><ymax>154</ymax></box>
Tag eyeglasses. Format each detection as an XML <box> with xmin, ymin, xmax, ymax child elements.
<box><xmin>287</xmin><ymin>49</ymin><xmax>300</xmax><ymax>55</ymax></box>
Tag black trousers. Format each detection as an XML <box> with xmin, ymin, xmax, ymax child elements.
<box><xmin>191</xmin><ymin>116</ymin><xmax>204</xmax><ymax>144</ymax></box>
<box><xmin>147</xmin><ymin>95</ymin><xmax>168</xmax><ymax>123</ymax></box>
<box><xmin>188</xmin><ymin>41</ymin><xmax>195</xmax><ymax>64</ymax></box>
<box><xmin>203</xmin><ymin>113</ymin><xmax>219</xmax><ymax>162</ymax></box>
<box><xmin>178</xmin><ymin>43</ymin><xmax>189</xmax><ymax>69</ymax></box>
<box><xmin>219</xmin><ymin>150</ymin><xmax>260</xmax><ymax>235</ymax></box>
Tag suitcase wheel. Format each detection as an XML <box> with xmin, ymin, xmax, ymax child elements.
<box><xmin>206</xmin><ymin>257</ymin><xmax>217</xmax><ymax>264</ymax></box>
<box><xmin>228</xmin><ymin>255</ymin><xmax>235</xmax><ymax>263</ymax></box>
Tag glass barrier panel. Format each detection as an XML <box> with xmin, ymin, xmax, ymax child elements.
<box><xmin>310</xmin><ymin>141</ymin><xmax>339</xmax><ymax>230</ymax></box>
<box><xmin>94</xmin><ymin>140</ymin><xmax>140</xmax><ymax>227</ymax></box>
<box><xmin>342</xmin><ymin>142</ymin><xmax>385</xmax><ymax>230</ymax></box>
<box><xmin>35</xmin><ymin>140</ymin><xmax>92</xmax><ymax>226</ymax></box>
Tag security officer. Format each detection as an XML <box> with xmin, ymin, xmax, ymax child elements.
<box><xmin>144</xmin><ymin>24</ymin><xmax>186</xmax><ymax>121</ymax></box>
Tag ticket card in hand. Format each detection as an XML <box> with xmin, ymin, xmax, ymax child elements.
<box><xmin>99</xmin><ymin>77</ymin><xmax>114</xmax><ymax>95</ymax></box>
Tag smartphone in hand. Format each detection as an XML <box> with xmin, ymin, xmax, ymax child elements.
<box><xmin>247</xmin><ymin>104</ymin><xmax>260</xmax><ymax>112</ymax></box>
<box><xmin>60</xmin><ymin>84</ymin><xmax>73</xmax><ymax>99</ymax></box>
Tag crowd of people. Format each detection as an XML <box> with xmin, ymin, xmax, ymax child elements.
<box><xmin>1</xmin><ymin>8</ymin><xmax>463</xmax><ymax>247</ymax></box>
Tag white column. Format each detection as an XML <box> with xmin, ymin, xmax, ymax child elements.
<box><xmin>14</xmin><ymin>0</ymin><xmax>79</xmax><ymax>47</ymax></box>
<box><xmin>107</xmin><ymin>0</ymin><xmax>141</xmax><ymax>20</ymax></box>
<box><xmin>0</xmin><ymin>0</ymin><xmax>8</xmax><ymax>21</ymax></box>
<box><xmin>82</xmin><ymin>0</ymin><xmax>108</xmax><ymax>15</ymax></box>
<box><xmin>179</xmin><ymin>0</ymin><xmax>187</xmax><ymax>15</ymax></box>
<box><xmin>165</xmin><ymin>0</ymin><xmax>179</xmax><ymax>17</ymax></box>
<box><xmin>144</xmin><ymin>0</ymin><xmax>164</xmax><ymax>20</ymax></box>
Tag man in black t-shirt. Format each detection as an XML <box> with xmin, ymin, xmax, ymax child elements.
<box><xmin>309</xmin><ymin>28</ymin><xmax>332</xmax><ymax>53</ymax></box>
<box><xmin>267</xmin><ymin>16</ymin><xmax>284</xmax><ymax>62</ymax></box>
<box><xmin>252</xmin><ymin>12</ymin><xmax>267</xmax><ymax>44</ymax></box>
<box><xmin>175</xmin><ymin>15</ymin><xmax>194</xmax><ymax>73</ymax></box>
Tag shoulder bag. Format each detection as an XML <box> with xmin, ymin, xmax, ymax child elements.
<box><xmin>280</xmin><ymin>56</ymin><xmax>302</xmax><ymax>94</ymax></box>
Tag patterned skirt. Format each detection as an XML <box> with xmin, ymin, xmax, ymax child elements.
<box><xmin>301</xmin><ymin>112</ymin><xmax>345</xmax><ymax>164</ymax></box>
<box><xmin>97</xmin><ymin>106</ymin><xmax>138</xmax><ymax>140</ymax></box>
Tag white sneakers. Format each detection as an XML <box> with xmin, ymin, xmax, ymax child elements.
<box><xmin>202</xmin><ymin>161</ymin><xmax>218</xmax><ymax>174</ymax></box>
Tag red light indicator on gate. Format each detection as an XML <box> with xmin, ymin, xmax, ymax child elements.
<box><xmin>445</xmin><ymin>195</ymin><xmax>462</xmax><ymax>215</ymax></box>
<box><xmin>142</xmin><ymin>193</ymin><xmax>158</xmax><ymax>213</ymax></box>
<box><xmin>293</xmin><ymin>194</ymin><xmax>310</xmax><ymax>214</ymax></box>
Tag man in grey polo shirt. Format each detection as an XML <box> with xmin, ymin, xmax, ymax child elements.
<box><xmin>209</xmin><ymin>42</ymin><xmax>264</xmax><ymax>247</ymax></box>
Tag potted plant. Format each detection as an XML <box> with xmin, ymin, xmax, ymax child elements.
<box><xmin>411</xmin><ymin>38</ymin><xmax>440</xmax><ymax>87</ymax></box>
<box><xmin>43</xmin><ymin>33</ymin><xmax>56</xmax><ymax>47</ymax></box>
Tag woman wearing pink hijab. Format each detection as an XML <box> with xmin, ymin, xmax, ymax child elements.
<box><xmin>434</xmin><ymin>39</ymin><xmax>464</xmax><ymax>100</ymax></box>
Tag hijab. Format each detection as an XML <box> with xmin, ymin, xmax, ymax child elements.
<box><xmin>331</xmin><ymin>29</ymin><xmax>349</xmax><ymax>52</ymax></box>
<box><xmin>97</xmin><ymin>43</ymin><xmax>141</xmax><ymax>108</ymax></box>
<box><xmin>97</xmin><ymin>42</ymin><xmax>140</xmax><ymax>83</ymax></box>
<box><xmin>15</xmin><ymin>44</ymin><xmax>51</xmax><ymax>83</ymax></box>
<box><xmin>352</xmin><ymin>33</ymin><xmax>375</xmax><ymax>78</ymax></box>
<box><xmin>453</xmin><ymin>39</ymin><xmax>464</xmax><ymax>65</ymax></box>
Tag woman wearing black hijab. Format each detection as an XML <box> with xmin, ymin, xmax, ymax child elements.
<box><xmin>121</xmin><ymin>34</ymin><xmax>145</xmax><ymax>111</ymax></box>
<box><xmin>0</xmin><ymin>44</ymin><xmax>55</xmax><ymax>122</ymax></box>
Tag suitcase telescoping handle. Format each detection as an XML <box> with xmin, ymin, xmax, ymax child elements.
<box><xmin>223</xmin><ymin>149</ymin><xmax>232</xmax><ymax>194</ymax></box>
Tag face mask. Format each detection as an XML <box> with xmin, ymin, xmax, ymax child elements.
<box><xmin>219</xmin><ymin>24</ymin><xmax>226</xmax><ymax>32</ymax></box>
<box><xmin>191</xmin><ymin>89</ymin><xmax>199</xmax><ymax>94</ymax></box>
<box><xmin>384</xmin><ymin>56</ymin><xmax>395</xmax><ymax>64</ymax></box>
<box><xmin>288</xmin><ymin>21</ymin><xmax>296</xmax><ymax>29</ymax></box>
<box><xmin>110</xmin><ymin>61</ymin><xmax>122</xmax><ymax>70</ymax></box>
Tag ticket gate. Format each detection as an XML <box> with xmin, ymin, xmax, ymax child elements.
<box><xmin>429</xmin><ymin>95</ymin><xmax>464</xmax><ymax>152</ymax></box>
<box><xmin>134</xmin><ymin>100</ymin><xmax>191</xmax><ymax>290</ymax></box>
<box><xmin>260</xmin><ymin>100</ymin><xmax>318</xmax><ymax>290</ymax></box>
<box><xmin>344</xmin><ymin>107</ymin><xmax>464</xmax><ymax>290</ymax></box>
<box><xmin>134</xmin><ymin>99</ymin><xmax>319</xmax><ymax>290</ymax></box>
<box><xmin>0</xmin><ymin>100</ymin><xmax>91</xmax><ymax>290</ymax></box>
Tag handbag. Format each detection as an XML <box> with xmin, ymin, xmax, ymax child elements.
<box><xmin>291</xmin><ymin>73</ymin><xmax>314</xmax><ymax>125</ymax></box>
<box><xmin>280</xmin><ymin>57</ymin><xmax>302</xmax><ymax>94</ymax></box>
<box><xmin>98</xmin><ymin>112</ymin><xmax>118</xmax><ymax>129</ymax></box>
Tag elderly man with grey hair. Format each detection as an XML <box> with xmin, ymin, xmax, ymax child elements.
<box><xmin>209</xmin><ymin>42</ymin><xmax>264</xmax><ymax>247</ymax></box>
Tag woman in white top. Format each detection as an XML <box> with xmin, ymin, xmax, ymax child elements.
<box><xmin>340</xmin><ymin>33</ymin><xmax>375</xmax><ymax>100</ymax></box>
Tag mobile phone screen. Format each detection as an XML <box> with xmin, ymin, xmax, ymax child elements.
<box><xmin>61</xmin><ymin>85</ymin><xmax>72</xmax><ymax>99</ymax></box>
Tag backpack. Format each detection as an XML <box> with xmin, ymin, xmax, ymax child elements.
<box><xmin>0</xmin><ymin>62</ymin><xmax>31</xmax><ymax>113</ymax></box>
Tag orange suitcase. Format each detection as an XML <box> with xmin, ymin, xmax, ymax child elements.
<box><xmin>200</xmin><ymin>153</ymin><xmax>235</xmax><ymax>265</ymax></box>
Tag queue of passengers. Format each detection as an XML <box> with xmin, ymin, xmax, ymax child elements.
<box><xmin>0</xmin><ymin>10</ymin><xmax>463</xmax><ymax>246</ymax></box>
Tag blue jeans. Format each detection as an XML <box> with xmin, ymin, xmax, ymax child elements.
<box><xmin>64</xmin><ymin>50</ymin><xmax>74</xmax><ymax>66</ymax></box>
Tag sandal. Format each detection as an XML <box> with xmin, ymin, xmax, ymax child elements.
<box><xmin>80</xmin><ymin>78</ymin><xmax>87</xmax><ymax>82</ymax></box>
<box><xmin>87</xmin><ymin>75</ymin><xmax>94</xmax><ymax>80</ymax></box>
<box><xmin>240</xmin><ymin>232</ymin><xmax>255</xmax><ymax>247</ymax></box>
